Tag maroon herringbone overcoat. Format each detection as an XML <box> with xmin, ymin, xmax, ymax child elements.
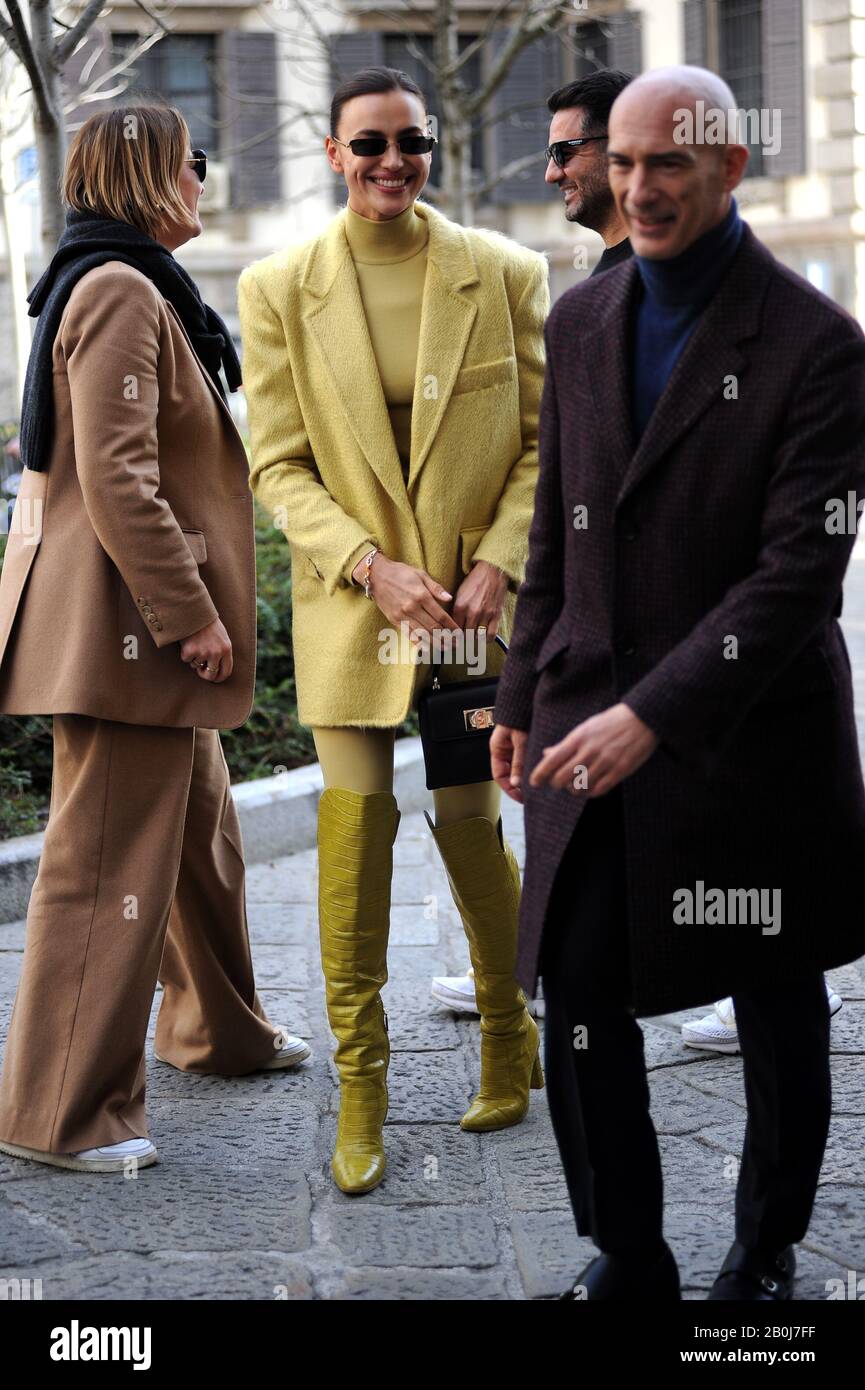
<box><xmin>495</xmin><ymin>223</ymin><xmax>865</xmax><ymax>1016</ymax></box>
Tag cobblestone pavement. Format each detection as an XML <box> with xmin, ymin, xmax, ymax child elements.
<box><xmin>2</xmin><ymin>557</ymin><xmax>864</xmax><ymax>1301</ymax></box>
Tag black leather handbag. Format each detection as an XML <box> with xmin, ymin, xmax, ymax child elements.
<box><xmin>417</xmin><ymin>635</ymin><xmax>508</xmax><ymax>790</ymax></box>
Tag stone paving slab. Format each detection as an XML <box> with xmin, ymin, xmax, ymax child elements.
<box><xmin>0</xmin><ymin>801</ymin><xmax>862</xmax><ymax>1301</ymax></box>
<box><xmin>1</xmin><ymin>612</ymin><xmax>864</xmax><ymax>1301</ymax></box>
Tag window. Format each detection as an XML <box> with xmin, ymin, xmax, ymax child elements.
<box><xmin>571</xmin><ymin>20</ymin><xmax>611</xmax><ymax>79</ymax></box>
<box><xmin>718</xmin><ymin>0</ymin><xmax>764</xmax><ymax>176</ymax></box>
<box><xmin>112</xmin><ymin>34</ymin><xmax>219</xmax><ymax>154</ymax></box>
<box><xmin>382</xmin><ymin>33</ymin><xmax>484</xmax><ymax>184</ymax></box>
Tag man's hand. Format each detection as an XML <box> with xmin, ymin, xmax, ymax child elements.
<box><xmin>529</xmin><ymin>703</ymin><xmax>658</xmax><ymax>797</ymax></box>
<box><xmin>452</xmin><ymin>560</ymin><xmax>509</xmax><ymax>641</ymax></box>
<box><xmin>179</xmin><ymin>618</ymin><xmax>233</xmax><ymax>682</ymax></box>
<box><xmin>352</xmin><ymin>553</ymin><xmax>461</xmax><ymax>644</ymax></box>
<box><xmin>491</xmin><ymin>723</ymin><xmax>529</xmax><ymax>804</ymax></box>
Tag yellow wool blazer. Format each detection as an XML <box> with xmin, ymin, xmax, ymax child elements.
<box><xmin>238</xmin><ymin>199</ymin><xmax>549</xmax><ymax>728</ymax></box>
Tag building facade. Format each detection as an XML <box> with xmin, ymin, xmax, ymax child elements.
<box><xmin>0</xmin><ymin>1</ymin><xmax>862</xmax><ymax>424</ymax></box>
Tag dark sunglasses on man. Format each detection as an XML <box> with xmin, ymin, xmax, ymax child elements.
<box><xmin>545</xmin><ymin>135</ymin><xmax>608</xmax><ymax>168</ymax></box>
<box><xmin>185</xmin><ymin>149</ymin><xmax>207</xmax><ymax>183</ymax></box>
<box><xmin>331</xmin><ymin>133</ymin><xmax>436</xmax><ymax>157</ymax></box>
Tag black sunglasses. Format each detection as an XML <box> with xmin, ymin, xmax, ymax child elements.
<box><xmin>186</xmin><ymin>149</ymin><xmax>207</xmax><ymax>183</ymax></box>
<box><xmin>332</xmin><ymin>134</ymin><xmax>436</xmax><ymax>157</ymax></box>
<box><xmin>545</xmin><ymin>135</ymin><xmax>608</xmax><ymax>168</ymax></box>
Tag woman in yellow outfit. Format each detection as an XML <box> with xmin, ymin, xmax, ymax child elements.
<box><xmin>238</xmin><ymin>66</ymin><xmax>549</xmax><ymax>1195</ymax></box>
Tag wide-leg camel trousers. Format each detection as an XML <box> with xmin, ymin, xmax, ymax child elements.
<box><xmin>0</xmin><ymin>714</ymin><xmax>281</xmax><ymax>1154</ymax></box>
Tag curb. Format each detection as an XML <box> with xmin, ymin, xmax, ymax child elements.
<box><xmin>0</xmin><ymin>735</ymin><xmax>431</xmax><ymax>927</ymax></box>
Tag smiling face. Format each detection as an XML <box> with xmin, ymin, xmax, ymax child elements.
<box><xmin>606</xmin><ymin>86</ymin><xmax>748</xmax><ymax>259</ymax></box>
<box><xmin>325</xmin><ymin>88</ymin><xmax>432</xmax><ymax>221</ymax></box>
<box><xmin>544</xmin><ymin>106</ymin><xmax>614</xmax><ymax>233</ymax></box>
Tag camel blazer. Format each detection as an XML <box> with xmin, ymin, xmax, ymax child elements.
<box><xmin>0</xmin><ymin>262</ymin><xmax>256</xmax><ymax>729</ymax></box>
<box><xmin>238</xmin><ymin>200</ymin><xmax>549</xmax><ymax>727</ymax></box>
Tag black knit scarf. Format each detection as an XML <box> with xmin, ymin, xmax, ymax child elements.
<box><xmin>20</xmin><ymin>208</ymin><xmax>242</xmax><ymax>473</ymax></box>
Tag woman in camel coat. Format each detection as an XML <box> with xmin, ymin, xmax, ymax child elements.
<box><xmin>239</xmin><ymin>65</ymin><xmax>549</xmax><ymax>1195</ymax></box>
<box><xmin>0</xmin><ymin>104</ymin><xmax>306</xmax><ymax>1175</ymax></box>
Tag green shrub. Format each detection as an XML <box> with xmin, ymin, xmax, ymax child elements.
<box><xmin>0</xmin><ymin>499</ymin><xmax>415</xmax><ymax>840</ymax></box>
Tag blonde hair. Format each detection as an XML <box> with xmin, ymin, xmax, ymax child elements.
<box><xmin>62</xmin><ymin>103</ymin><xmax>197</xmax><ymax>240</ymax></box>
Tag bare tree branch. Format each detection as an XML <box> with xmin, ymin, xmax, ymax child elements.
<box><xmin>4</xmin><ymin>1</ymin><xmax>54</xmax><ymax>120</ymax></box>
<box><xmin>0</xmin><ymin>12</ymin><xmax>25</xmax><ymax>63</ymax></box>
<box><xmin>55</xmin><ymin>0</ymin><xmax>110</xmax><ymax>66</ymax></box>
<box><xmin>444</xmin><ymin>0</ymin><xmax>515</xmax><ymax>77</ymax></box>
<box><xmin>64</xmin><ymin>30</ymin><xmax>169</xmax><ymax>112</ymax></box>
<box><xmin>475</xmin><ymin>96</ymin><xmax>553</xmax><ymax>134</ymax></box>
<box><xmin>130</xmin><ymin>0</ymin><xmax>175</xmax><ymax>37</ymax></box>
<box><xmin>473</xmin><ymin>149</ymin><xmax>543</xmax><ymax>201</ymax></box>
<box><xmin>466</xmin><ymin>0</ymin><xmax>571</xmax><ymax>118</ymax></box>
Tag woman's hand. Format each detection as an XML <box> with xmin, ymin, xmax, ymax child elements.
<box><xmin>452</xmin><ymin>560</ymin><xmax>508</xmax><ymax>641</ymax></box>
<box><xmin>353</xmin><ymin>553</ymin><xmax>461</xmax><ymax>644</ymax></box>
<box><xmin>179</xmin><ymin>618</ymin><xmax>233</xmax><ymax>682</ymax></box>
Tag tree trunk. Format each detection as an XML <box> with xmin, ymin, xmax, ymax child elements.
<box><xmin>31</xmin><ymin>0</ymin><xmax>66</xmax><ymax>264</ymax></box>
<box><xmin>0</xmin><ymin>158</ymin><xmax>31</xmax><ymax>406</ymax></box>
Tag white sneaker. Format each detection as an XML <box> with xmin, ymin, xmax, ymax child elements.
<box><xmin>0</xmin><ymin>1136</ymin><xmax>158</xmax><ymax>1173</ymax></box>
<box><xmin>266</xmin><ymin>1026</ymin><xmax>312</xmax><ymax>1069</ymax></box>
<box><xmin>681</xmin><ymin>995</ymin><xmax>740</xmax><ymax>1053</ymax></box>
<box><xmin>431</xmin><ymin>968</ymin><xmax>545</xmax><ymax>1019</ymax></box>
<box><xmin>431</xmin><ymin>967</ymin><xmax>480</xmax><ymax>1014</ymax></box>
<box><xmin>154</xmin><ymin>1025</ymin><xmax>310</xmax><ymax>1072</ymax></box>
<box><xmin>681</xmin><ymin>979</ymin><xmax>843</xmax><ymax>1054</ymax></box>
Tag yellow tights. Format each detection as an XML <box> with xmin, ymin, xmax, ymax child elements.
<box><xmin>310</xmin><ymin>726</ymin><xmax>501</xmax><ymax>828</ymax></box>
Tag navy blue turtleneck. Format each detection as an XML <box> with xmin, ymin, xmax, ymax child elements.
<box><xmin>631</xmin><ymin>198</ymin><xmax>744</xmax><ymax>439</ymax></box>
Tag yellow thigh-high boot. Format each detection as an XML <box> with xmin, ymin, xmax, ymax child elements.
<box><xmin>425</xmin><ymin>812</ymin><xmax>544</xmax><ymax>1131</ymax></box>
<box><xmin>318</xmin><ymin>787</ymin><xmax>401</xmax><ymax>1194</ymax></box>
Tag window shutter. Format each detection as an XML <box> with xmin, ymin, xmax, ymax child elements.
<box><xmin>492</xmin><ymin>31</ymin><xmax>562</xmax><ymax>205</ymax></box>
<box><xmin>762</xmin><ymin>0</ymin><xmax>805</xmax><ymax>177</ymax></box>
<box><xmin>329</xmin><ymin>31</ymin><xmax>386</xmax><ymax>202</ymax></box>
<box><xmin>331</xmin><ymin>31</ymin><xmax>385</xmax><ymax>85</ymax></box>
<box><xmin>224</xmin><ymin>31</ymin><xmax>280</xmax><ymax>209</ymax></box>
<box><xmin>683</xmin><ymin>0</ymin><xmax>708</xmax><ymax>66</ymax></box>
<box><xmin>607</xmin><ymin>11</ymin><xmax>644</xmax><ymax>75</ymax></box>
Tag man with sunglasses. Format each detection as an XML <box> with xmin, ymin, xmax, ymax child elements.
<box><xmin>545</xmin><ymin>69</ymin><xmax>634</xmax><ymax>277</ymax></box>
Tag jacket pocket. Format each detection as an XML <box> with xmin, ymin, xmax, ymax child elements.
<box><xmin>181</xmin><ymin>528</ymin><xmax>207</xmax><ymax>565</ymax></box>
<box><xmin>451</xmin><ymin>357</ymin><xmax>517</xmax><ymax>396</ymax></box>
<box><xmin>533</xmin><ymin>620</ymin><xmax>572</xmax><ymax>673</ymax></box>
<box><xmin>755</xmin><ymin>644</ymin><xmax>838</xmax><ymax>705</ymax></box>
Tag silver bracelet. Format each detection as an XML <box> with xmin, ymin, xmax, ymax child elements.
<box><xmin>360</xmin><ymin>547</ymin><xmax>378</xmax><ymax>599</ymax></box>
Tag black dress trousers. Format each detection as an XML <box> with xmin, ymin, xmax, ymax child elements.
<box><xmin>539</xmin><ymin>787</ymin><xmax>832</xmax><ymax>1261</ymax></box>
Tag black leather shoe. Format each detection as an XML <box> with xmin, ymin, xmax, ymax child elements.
<box><xmin>559</xmin><ymin>1242</ymin><xmax>681</xmax><ymax>1300</ymax></box>
<box><xmin>707</xmin><ymin>1241</ymin><xmax>795</xmax><ymax>1301</ymax></box>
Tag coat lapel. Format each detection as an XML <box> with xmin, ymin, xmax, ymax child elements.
<box><xmin>406</xmin><ymin>204</ymin><xmax>478</xmax><ymax>491</ymax></box>
<box><xmin>301</xmin><ymin>211</ymin><xmax>415</xmax><ymax>523</ymax></box>
<box><xmin>583</xmin><ymin>259</ymin><xmax>641</xmax><ymax>479</ymax></box>
<box><xmin>162</xmin><ymin>300</ymin><xmax>249</xmax><ymax>477</ymax></box>
<box><xmin>615</xmin><ymin>226</ymin><xmax>771</xmax><ymax>509</ymax></box>
<box><xmin>299</xmin><ymin>202</ymin><xmax>479</xmax><ymax>509</ymax></box>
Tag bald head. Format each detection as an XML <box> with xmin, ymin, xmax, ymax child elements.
<box><xmin>605</xmin><ymin>64</ymin><xmax>750</xmax><ymax>260</ymax></box>
<box><xmin>617</xmin><ymin>66</ymin><xmax>739</xmax><ymax>132</ymax></box>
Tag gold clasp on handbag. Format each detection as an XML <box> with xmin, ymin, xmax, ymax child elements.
<box><xmin>463</xmin><ymin>706</ymin><xmax>495</xmax><ymax>731</ymax></box>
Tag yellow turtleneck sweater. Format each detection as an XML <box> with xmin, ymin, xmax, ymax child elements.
<box><xmin>344</xmin><ymin>202</ymin><xmax>429</xmax><ymax>480</ymax></box>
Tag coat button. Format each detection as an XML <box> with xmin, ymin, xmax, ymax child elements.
<box><xmin>623</xmin><ymin>523</ymin><xmax>639</xmax><ymax>541</ymax></box>
<box><xmin>148</xmin><ymin>615</ymin><xmax>158</xmax><ymax>624</ymax></box>
<box><xmin>154</xmin><ymin>622</ymin><xmax>163</xmax><ymax>631</ymax></box>
<box><xmin>622</xmin><ymin>643</ymin><xmax>637</xmax><ymax>658</ymax></box>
